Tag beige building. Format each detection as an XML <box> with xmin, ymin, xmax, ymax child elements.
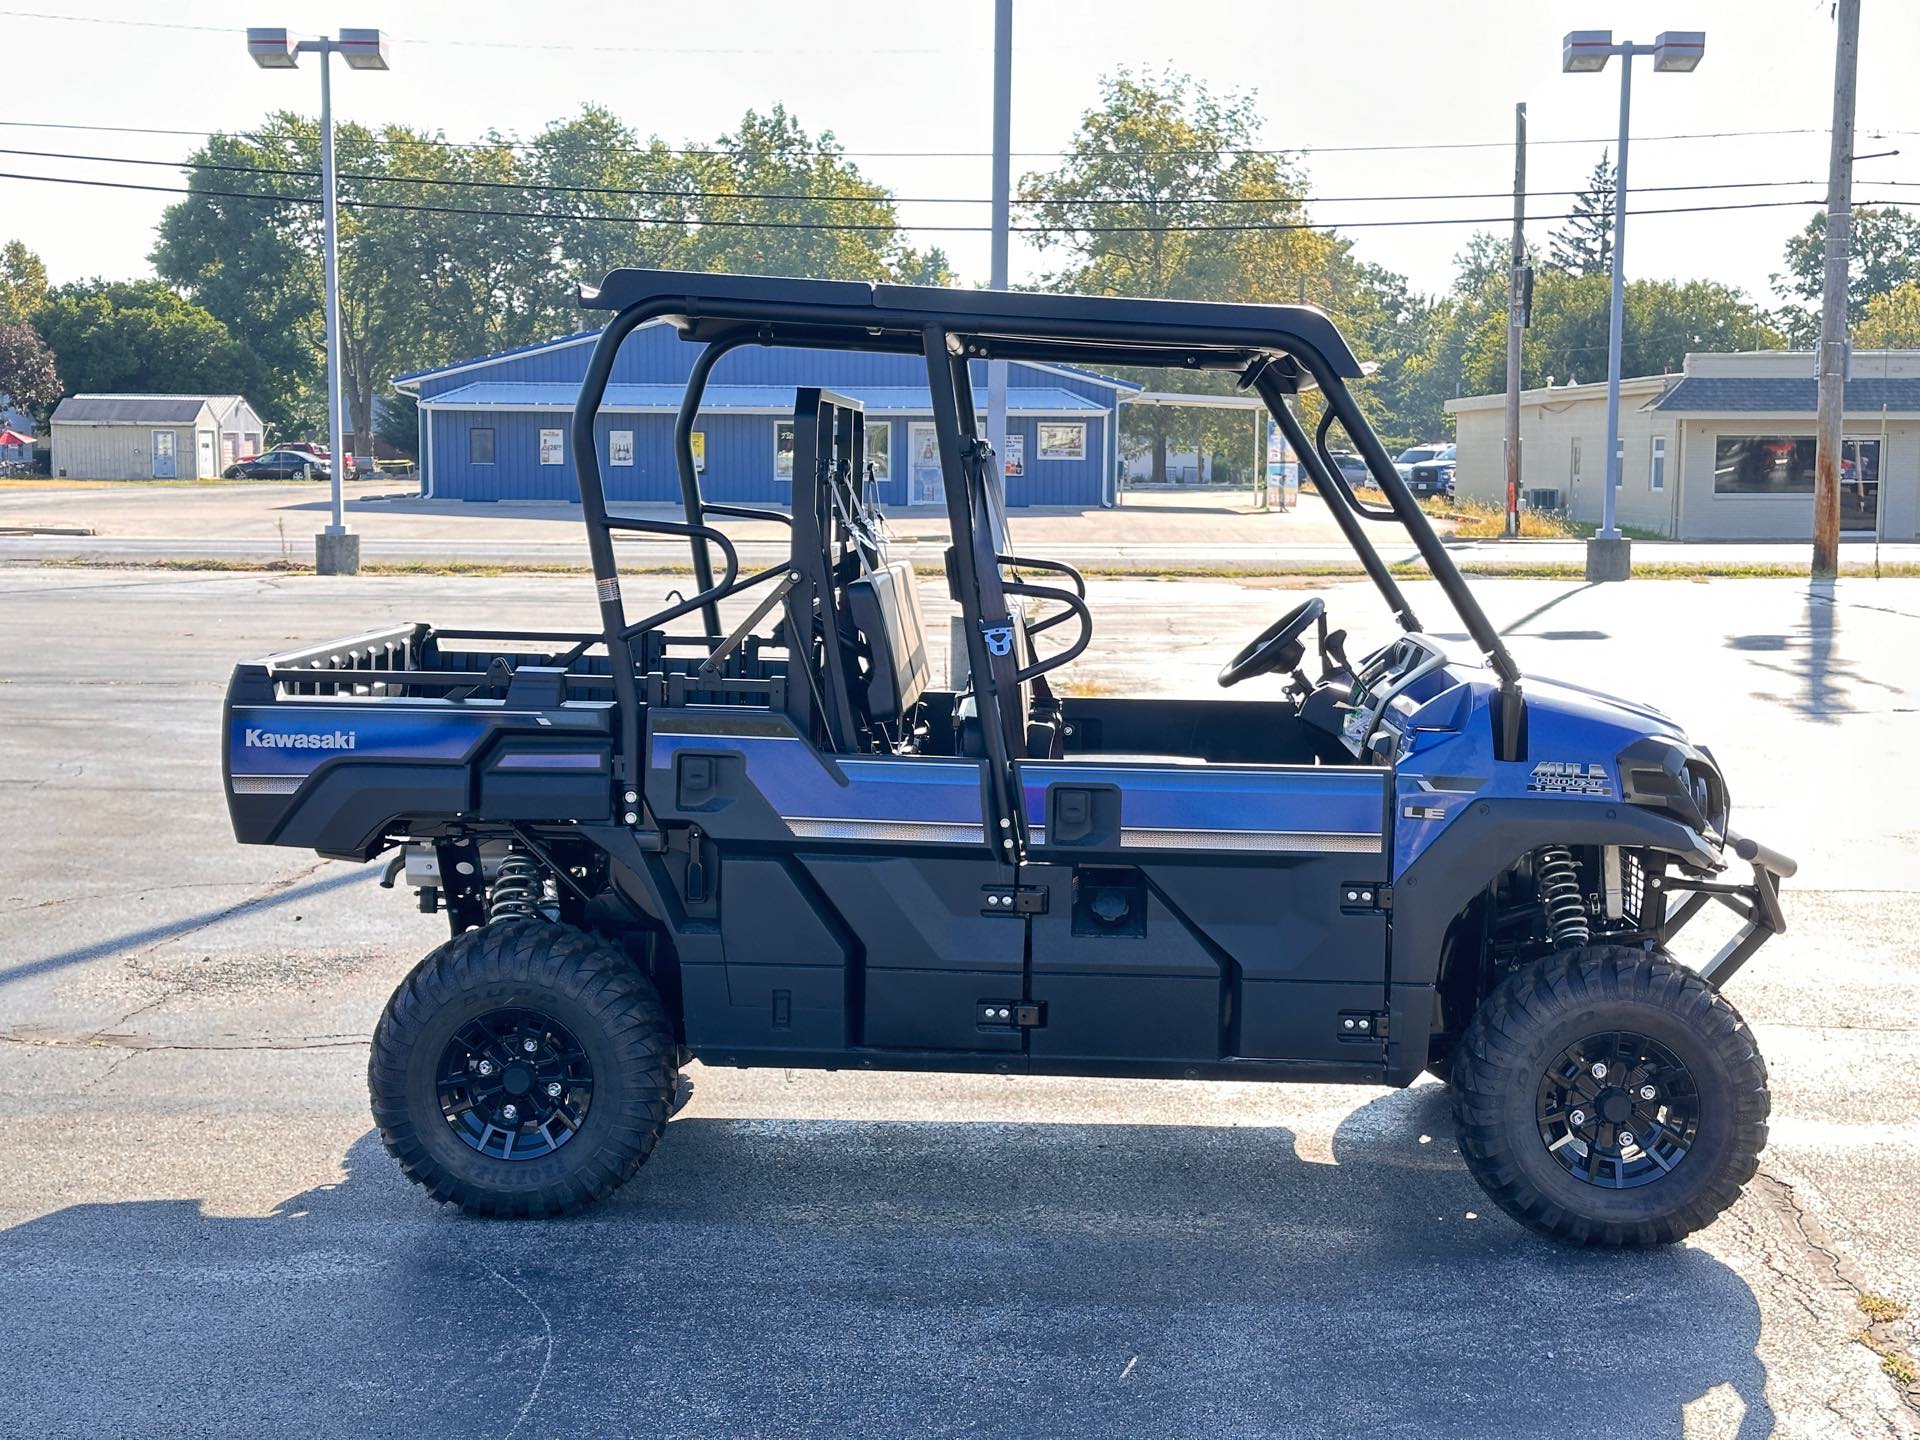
<box><xmin>50</xmin><ymin>394</ymin><xmax>265</xmax><ymax>481</ymax></box>
<box><xmin>1446</xmin><ymin>350</ymin><xmax>1920</xmax><ymax>540</ymax></box>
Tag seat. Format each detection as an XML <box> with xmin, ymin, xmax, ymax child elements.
<box><xmin>843</xmin><ymin>560</ymin><xmax>931</xmax><ymax>726</ymax></box>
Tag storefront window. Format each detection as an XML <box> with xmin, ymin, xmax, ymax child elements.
<box><xmin>864</xmin><ymin>420</ymin><xmax>890</xmax><ymax>483</ymax></box>
<box><xmin>775</xmin><ymin>421</ymin><xmax>794</xmax><ymax>482</ymax></box>
<box><xmin>1713</xmin><ymin>434</ymin><xmax>1880</xmax><ymax>528</ymax></box>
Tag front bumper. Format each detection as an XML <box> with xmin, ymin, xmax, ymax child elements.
<box><xmin>1657</xmin><ymin>829</ymin><xmax>1796</xmax><ymax>986</ymax></box>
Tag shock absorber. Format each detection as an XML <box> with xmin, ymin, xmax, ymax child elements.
<box><xmin>487</xmin><ymin>848</ymin><xmax>551</xmax><ymax>923</ymax></box>
<box><xmin>1537</xmin><ymin>846</ymin><xmax>1591</xmax><ymax>948</ymax></box>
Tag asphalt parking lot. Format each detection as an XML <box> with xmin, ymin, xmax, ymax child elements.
<box><xmin>1</xmin><ymin>566</ymin><xmax>1917</xmax><ymax>1438</ymax></box>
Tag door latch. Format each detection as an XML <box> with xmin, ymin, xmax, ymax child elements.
<box><xmin>1339</xmin><ymin>882</ymin><xmax>1391</xmax><ymax>913</ymax></box>
<box><xmin>978</xmin><ymin>1000</ymin><xmax>1045</xmax><ymax>1029</ymax></box>
<box><xmin>1336</xmin><ymin>1010</ymin><xmax>1390</xmax><ymax>1042</ymax></box>
<box><xmin>981</xmin><ymin>885</ymin><xmax>1047</xmax><ymax>916</ymax></box>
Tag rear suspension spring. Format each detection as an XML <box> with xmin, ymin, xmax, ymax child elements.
<box><xmin>488</xmin><ymin>849</ymin><xmax>552</xmax><ymax>923</ymax></box>
<box><xmin>1537</xmin><ymin>846</ymin><xmax>1591</xmax><ymax>948</ymax></box>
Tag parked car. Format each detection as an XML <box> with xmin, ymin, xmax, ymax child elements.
<box><xmin>1326</xmin><ymin>451</ymin><xmax>1373</xmax><ymax>487</ymax></box>
<box><xmin>225</xmin><ymin>448</ymin><xmax>333</xmax><ymax>480</ymax></box>
<box><xmin>1406</xmin><ymin>444</ymin><xmax>1456</xmax><ymax>498</ymax></box>
<box><xmin>1392</xmin><ymin>443</ymin><xmax>1448</xmax><ymax>482</ymax></box>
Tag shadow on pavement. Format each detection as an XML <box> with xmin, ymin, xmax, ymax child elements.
<box><xmin>1728</xmin><ymin>581</ymin><xmax>1901</xmax><ymax>723</ymax></box>
<box><xmin>1</xmin><ymin>1086</ymin><xmax>1770</xmax><ymax>1438</ymax></box>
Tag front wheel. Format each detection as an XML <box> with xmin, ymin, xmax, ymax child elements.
<box><xmin>369</xmin><ymin>921</ymin><xmax>678</xmax><ymax>1217</ymax></box>
<box><xmin>1451</xmin><ymin>945</ymin><xmax>1769</xmax><ymax>1247</ymax></box>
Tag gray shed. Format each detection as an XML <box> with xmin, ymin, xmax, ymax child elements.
<box><xmin>50</xmin><ymin>394</ymin><xmax>265</xmax><ymax>480</ymax></box>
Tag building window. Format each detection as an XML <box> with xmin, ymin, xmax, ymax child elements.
<box><xmin>469</xmin><ymin>427</ymin><xmax>495</xmax><ymax>465</ymax></box>
<box><xmin>1649</xmin><ymin>436</ymin><xmax>1666</xmax><ymax>492</ymax></box>
<box><xmin>539</xmin><ymin>428</ymin><xmax>564</xmax><ymax>465</ymax></box>
<box><xmin>1037</xmin><ymin>422</ymin><xmax>1085</xmax><ymax>460</ymax></box>
<box><xmin>863</xmin><ymin>419</ymin><xmax>890</xmax><ymax>483</ymax></box>
<box><xmin>775</xmin><ymin>420</ymin><xmax>795</xmax><ymax>482</ymax></box>
<box><xmin>1713</xmin><ymin>435</ymin><xmax>1816</xmax><ymax>495</ymax></box>
<box><xmin>609</xmin><ymin>430</ymin><xmax>634</xmax><ymax>466</ymax></box>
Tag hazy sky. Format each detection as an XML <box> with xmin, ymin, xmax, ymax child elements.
<box><xmin>2</xmin><ymin>0</ymin><xmax>1915</xmax><ymax>320</ymax></box>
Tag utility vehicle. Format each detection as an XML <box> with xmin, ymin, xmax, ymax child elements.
<box><xmin>223</xmin><ymin>270</ymin><xmax>1794</xmax><ymax>1245</ymax></box>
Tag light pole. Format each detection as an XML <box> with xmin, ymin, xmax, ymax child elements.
<box><xmin>247</xmin><ymin>26</ymin><xmax>389</xmax><ymax>577</ymax></box>
<box><xmin>1562</xmin><ymin>29</ymin><xmax>1703</xmax><ymax>582</ymax></box>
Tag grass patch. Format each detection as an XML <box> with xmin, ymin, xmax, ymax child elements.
<box><xmin>1859</xmin><ymin>1294</ymin><xmax>1908</xmax><ymax>1325</ymax></box>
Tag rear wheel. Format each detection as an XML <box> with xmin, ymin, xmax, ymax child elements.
<box><xmin>369</xmin><ymin>921</ymin><xmax>677</xmax><ymax>1217</ymax></box>
<box><xmin>1451</xmin><ymin>944</ymin><xmax>1768</xmax><ymax>1246</ymax></box>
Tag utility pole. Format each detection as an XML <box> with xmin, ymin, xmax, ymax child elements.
<box><xmin>986</xmin><ymin>0</ymin><xmax>1012</xmax><ymax>500</ymax></box>
<box><xmin>1813</xmin><ymin>0</ymin><xmax>1861</xmax><ymax>579</ymax></box>
<box><xmin>1503</xmin><ymin>102</ymin><xmax>1526</xmax><ymax>538</ymax></box>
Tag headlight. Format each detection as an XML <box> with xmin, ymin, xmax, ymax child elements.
<box><xmin>1618</xmin><ymin>737</ymin><xmax>1728</xmax><ymax>839</ymax></box>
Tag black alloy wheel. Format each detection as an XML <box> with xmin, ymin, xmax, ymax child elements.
<box><xmin>1534</xmin><ymin>1029</ymin><xmax>1699</xmax><ymax>1189</ymax></box>
<box><xmin>436</xmin><ymin>1006</ymin><xmax>594</xmax><ymax>1162</ymax></box>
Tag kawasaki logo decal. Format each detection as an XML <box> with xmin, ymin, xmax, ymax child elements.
<box><xmin>243</xmin><ymin>728</ymin><xmax>357</xmax><ymax>751</ymax></box>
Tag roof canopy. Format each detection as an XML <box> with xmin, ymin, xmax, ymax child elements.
<box><xmin>578</xmin><ymin>268</ymin><xmax>1362</xmax><ymax>393</ymax></box>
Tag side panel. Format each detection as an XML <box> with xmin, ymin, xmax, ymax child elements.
<box><xmin>1018</xmin><ymin>760</ymin><xmax>1391</xmax><ymax>1068</ymax></box>
<box><xmin>647</xmin><ymin>710</ymin><xmax>1023</xmax><ymax>1056</ymax></box>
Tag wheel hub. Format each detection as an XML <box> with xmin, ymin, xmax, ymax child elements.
<box><xmin>435</xmin><ymin>1007</ymin><xmax>593</xmax><ymax>1161</ymax></box>
<box><xmin>1536</xmin><ymin>1030</ymin><xmax>1699</xmax><ymax>1189</ymax></box>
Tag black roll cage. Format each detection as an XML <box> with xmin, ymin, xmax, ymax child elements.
<box><xmin>565</xmin><ymin>268</ymin><xmax>1527</xmax><ymax>807</ymax></box>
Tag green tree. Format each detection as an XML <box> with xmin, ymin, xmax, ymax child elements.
<box><xmin>0</xmin><ymin>320</ymin><xmax>60</xmax><ymax>421</ymax></box>
<box><xmin>374</xmin><ymin>388</ymin><xmax>419</xmax><ymax>459</ymax></box>
<box><xmin>1855</xmin><ymin>280</ymin><xmax>1920</xmax><ymax>348</ymax></box>
<box><xmin>1775</xmin><ymin>205</ymin><xmax>1920</xmax><ymax>329</ymax></box>
<box><xmin>1019</xmin><ymin>70</ymin><xmax>1331</xmax><ymax>480</ymax></box>
<box><xmin>1547</xmin><ymin>151</ymin><xmax>1615</xmax><ymax>277</ymax></box>
<box><xmin>0</xmin><ymin>240</ymin><xmax>49</xmax><ymax>326</ymax></box>
<box><xmin>34</xmin><ymin>280</ymin><xmax>264</xmax><ymax>403</ymax></box>
<box><xmin>530</xmin><ymin>105</ymin><xmax>696</xmax><ymax>292</ymax></box>
<box><xmin>683</xmin><ymin>106</ymin><xmax>919</xmax><ymax>280</ymax></box>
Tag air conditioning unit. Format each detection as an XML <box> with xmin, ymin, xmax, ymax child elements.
<box><xmin>1523</xmin><ymin>487</ymin><xmax>1562</xmax><ymax>512</ymax></box>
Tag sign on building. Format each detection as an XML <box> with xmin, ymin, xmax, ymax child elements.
<box><xmin>539</xmin><ymin>429</ymin><xmax>564</xmax><ymax>465</ymax></box>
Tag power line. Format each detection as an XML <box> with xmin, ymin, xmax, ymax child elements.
<box><xmin>0</xmin><ymin>143</ymin><xmax>1865</xmax><ymax>211</ymax></box>
<box><xmin>0</xmin><ymin>114</ymin><xmax>1873</xmax><ymax>162</ymax></box>
<box><xmin>2</xmin><ymin>165</ymin><xmax>1900</xmax><ymax>234</ymax></box>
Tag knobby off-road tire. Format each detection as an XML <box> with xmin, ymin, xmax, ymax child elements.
<box><xmin>1451</xmin><ymin>944</ymin><xmax>1769</xmax><ymax>1247</ymax></box>
<box><xmin>370</xmin><ymin>921</ymin><xmax>677</xmax><ymax>1218</ymax></box>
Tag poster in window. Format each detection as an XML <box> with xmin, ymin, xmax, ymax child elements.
<box><xmin>539</xmin><ymin>429</ymin><xmax>564</xmax><ymax>465</ymax></box>
<box><xmin>1036</xmin><ymin>422</ymin><xmax>1085</xmax><ymax>460</ymax></box>
<box><xmin>1002</xmin><ymin>433</ymin><xmax>1024</xmax><ymax>478</ymax></box>
<box><xmin>609</xmin><ymin>430</ymin><xmax>634</xmax><ymax>466</ymax></box>
<box><xmin>690</xmin><ymin>430</ymin><xmax>706</xmax><ymax>472</ymax></box>
<box><xmin>775</xmin><ymin>421</ymin><xmax>795</xmax><ymax>481</ymax></box>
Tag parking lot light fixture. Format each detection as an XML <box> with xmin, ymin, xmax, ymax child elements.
<box><xmin>1561</xmin><ymin>28</ymin><xmax>1705</xmax><ymax>581</ymax></box>
<box><xmin>244</xmin><ymin>25</ymin><xmax>391</xmax><ymax>576</ymax></box>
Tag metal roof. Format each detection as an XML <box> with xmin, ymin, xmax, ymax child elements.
<box><xmin>1654</xmin><ymin>376</ymin><xmax>1920</xmax><ymax>414</ymax></box>
<box><xmin>50</xmin><ymin>394</ymin><xmax>236</xmax><ymax>424</ymax></box>
<box><xmin>419</xmin><ymin>382</ymin><xmax>1110</xmax><ymax>415</ymax></box>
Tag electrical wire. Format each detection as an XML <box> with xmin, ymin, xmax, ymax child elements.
<box><xmin>2</xmin><ymin>165</ymin><xmax>1895</xmax><ymax>234</ymax></box>
<box><xmin>0</xmin><ymin>114</ymin><xmax>1869</xmax><ymax>162</ymax></box>
<box><xmin>0</xmin><ymin>143</ymin><xmax>1858</xmax><ymax>209</ymax></box>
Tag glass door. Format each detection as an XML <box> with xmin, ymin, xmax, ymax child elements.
<box><xmin>1842</xmin><ymin>438</ymin><xmax>1881</xmax><ymax>532</ymax></box>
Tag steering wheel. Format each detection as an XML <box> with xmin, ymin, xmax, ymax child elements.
<box><xmin>1217</xmin><ymin>597</ymin><xmax>1326</xmax><ymax>688</ymax></box>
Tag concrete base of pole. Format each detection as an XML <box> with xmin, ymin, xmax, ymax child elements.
<box><xmin>1585</xmin><ymin>535</ymin><xmax>1632</xmax><ymax>582</ymax></box>
<box><xmin>315</xmin><ymin>530</ymin><xmax>361</xmax><ymax>576</ymax></box>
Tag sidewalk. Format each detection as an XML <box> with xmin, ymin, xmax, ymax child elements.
<box><xmin>2</xmin><ymin>477</ymin><xmax>1916</xmax><ymax>573</ymax></box>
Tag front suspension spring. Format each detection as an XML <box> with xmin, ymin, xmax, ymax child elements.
<box><xmin>1537</xmin><ymin>846</ymin><xmax>1591</xmax><ymax>948</ymax></box>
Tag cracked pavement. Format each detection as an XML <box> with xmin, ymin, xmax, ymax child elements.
<box><xmin>0</xmin><ymin>566</ymin><xmax>1915</xmax><ymax>1438</ymax></box>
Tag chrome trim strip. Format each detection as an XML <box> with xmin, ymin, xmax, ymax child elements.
<box><xmin>787</xmin><ymin>818</ymin><xmax>986</xmax><ymax>843</ymax></box>
<box><xmin>1120</xmin><ymin>827</ymin><xmax>1381</xmax><ymax>854</ymax></box>
<box><xmin>230</xmin><ymin>774</ymin><xmax>304</xmax><ymax>795</ymax></box>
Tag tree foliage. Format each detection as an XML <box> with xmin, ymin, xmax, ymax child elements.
<box><xmin>33</xmin><ymin>280</ymin><xmax>263</xmax><ymax>405</ymax></box>
<box><xmin>1855</xmin><ymin>280</ymin><xmax>1920</xmax><ymax>348</ymax></box>
<box><xmin>0</xmin><ymin>319</ymin><xmax>60</xmax><ymax>420</ymax></box>
<box><xmin>1548</xmin><ymin>151</ymin><xmax>1615</xmax><ymax>277</ymax></box>
<box><xmin>1775</xmin><ymin>205</ymin><xmax>1920</xmax><ymax>329</ymax></box>
<box><xmin>1016</xmin><ymin>70</ymin><xmax>1430</xmax><ymax>471</ymax></box>
<box><xmin>0</xmin><ymin>240</ymin><xmax>49</xmax><ymax>327</ymax></box>
<box><xmin>151</xmin><ymin>105</ymin><xmax>929</xmax><ymax>447</ymax></box>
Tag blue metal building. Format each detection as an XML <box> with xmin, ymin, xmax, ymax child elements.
<box><xmin>393</xmin><ymin>321</ymin><xmax>1137</xmax><ymax>507</ymax></box>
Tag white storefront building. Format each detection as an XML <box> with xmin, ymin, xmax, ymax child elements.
<box><xmin>1446</xmin><ymin>350</ymin><xmax>1920</xmax><ymax>540</ymax></box>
